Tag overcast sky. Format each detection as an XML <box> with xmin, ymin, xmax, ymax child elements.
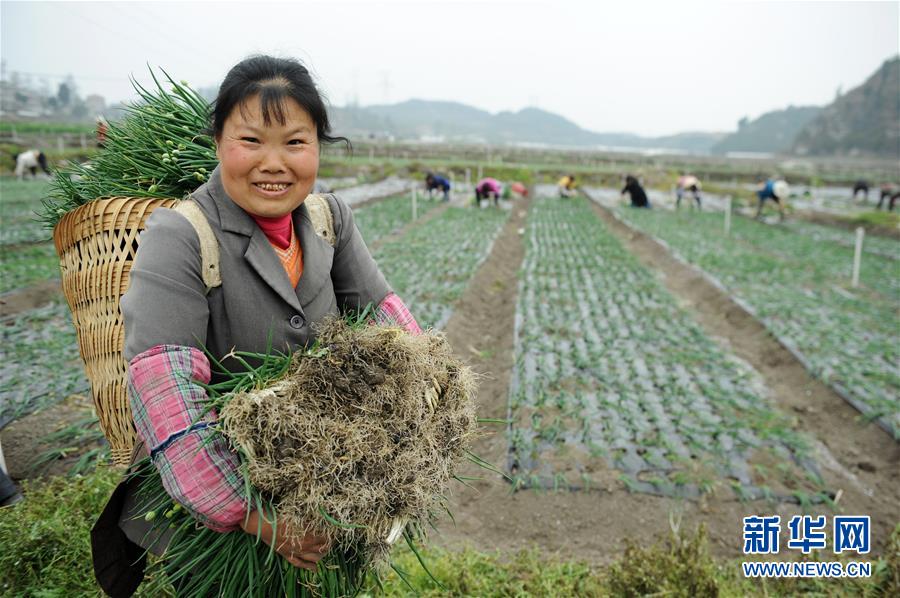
<box><xmin>2</xmin><ymin>0</ymin><xmax>898</xmax><ymax>137</ymax></box>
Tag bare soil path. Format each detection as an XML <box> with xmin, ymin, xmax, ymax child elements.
<box><xmin>0</xmin><ymin>278</ymin><xmax>62</xmax><ymax>319</ymax></box>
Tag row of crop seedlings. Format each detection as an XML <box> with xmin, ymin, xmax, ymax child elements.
<box><xmin>352</xmin><ymin>192</ymin><xmax>425</xmax><ymax>246</ymax></box>
<box><xmin>0</xmin><ymin>180</ymin><xmax>85</xmax><ymax>426</ymax></box>
<box><xmin>372</xmin><ymin>206</ymin><xmax>509</xmax><ymax>330</ymax></box>
<box><xmin>0</xmin><ymin>180</ymin><xmax>54</xmax><ymax>246</ymax></box>
<box><xmin>613</xmin><ymin>207</ymin><xmax>899</xmax><ymax>438</ymax></box>
<box><xmin>507</xmin><ymin>191</ymin><xmax>826</xmax><ymax>503</ymax></box>
<box><xmin>0</xmin><ymin>180</ymin><xmax>60</xmax><ymax>293</ymax></box>
<box><xmin>0</xmin><ymin>302</ymin><xmax>88</xmax><ymax>428</ymax></box>
<box><xmin>783</xmin><ymin>220</ymin><xmax>899</xmax><ymax>262</ymax></box>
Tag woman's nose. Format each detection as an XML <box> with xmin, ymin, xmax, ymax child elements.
<box><xmin>258</xmin><ymin>146</ymin><xmax>287</xmax><ymax>173</ymax></box>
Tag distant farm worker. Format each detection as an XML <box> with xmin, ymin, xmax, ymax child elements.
<box><xmin>558</xmin><ymin>174</ymin><xmax>577</xmax><ymax>198</ymax></box>
<box><xmin>96</xmin><ymin>116</ymin><xmax>109</xmax><ymax>148</ymax></box>
<box><xmin>675</xmin><ymin>175</ymin><xmax>702</xmax><ymax>210</ymax></box>
<box><xmin>621</xmin><ymin>175</ymin><xmax>650</xmax><ymax>208</ymax></box>
<box><xmin>425</xmin><ymin>172</ymin><xmax>451</xmax><ymax>202</ymax></box>
<box><xmin>475</xmin><ymin>177</ymin><xmax>503</xmax><ymax>206</ymax></box>
<box><xmin>877</xmin><ymin>183</ymin><xmax>899</xmax><ymax>211</ymax></box>
<box><xmin>755</xmin><ymin>178</ymin><xmax>789</xmax><ymax>221</ymax></box>
<box><xmin>13</xmin><ymin>149</ymin><xmax>51</xmax><ymax>180</ymax></box>
<box><xmin>852</xmin><ymin>179</ymin><xmax>869</xmax><ymax>203</ymax></box>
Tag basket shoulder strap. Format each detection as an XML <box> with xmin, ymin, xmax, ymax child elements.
<box><xmin>304</xmin><ymin>194</ymin><xmax>336</xmax><ymax>247</ymax></box>
<box><xmin>172</xmin><ymin>200</ymin><xmax>222</xmax><ymax>293</ymax></box>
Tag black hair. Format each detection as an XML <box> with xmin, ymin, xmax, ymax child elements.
<box><xmin>212</xmin><ymin>55</ymin><xmax>349</xmax><ymax>150</ymax></box>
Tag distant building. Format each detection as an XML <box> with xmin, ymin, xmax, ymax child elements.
<box><xmin>0</xmin><ymin>74</ymin><xmax>55</xmax><ymax>119</ymax></box>
<box><xmin>84</xmin><ymin>94</ymin><xmax>107</xmax><ymax>117</ymax></box>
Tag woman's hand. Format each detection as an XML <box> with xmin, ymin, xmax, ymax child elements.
<box><xmin>240</xmin><ymin>509</ymin><xmax>330</xmax><ymax>571</ymax></box>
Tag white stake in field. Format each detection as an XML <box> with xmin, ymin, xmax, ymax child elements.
<box><xmin>724</xmin><ymin>195</ymin><xmax>732</xmax><ymax>235</ymax></box>
<box><xmin>852</xmin><ymin>227</ymin><xmax>864</xmax><ymax>287</ymax></box>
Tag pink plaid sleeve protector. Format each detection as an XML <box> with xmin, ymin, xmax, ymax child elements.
<box><xmin>127</xmin><ymin>294</ymin><xmax>419</xmax><ymax>532</ymax></box>
<box><xmin>128</xmin><ymin>345</ymin><xmax>247</xmax><ymax>532</ymax></box>
<box><xmin>374</xmin><ymin>292</ymin><xmax>422</xmax><ymax>334</ymax></box>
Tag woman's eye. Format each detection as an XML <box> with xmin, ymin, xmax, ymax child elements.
<box><xmin>288</xmin><ymin>139</ymin><xmax>307</xmax><ymax>146</ymax></box>
<box><xmin>241</xmin><ymin>137</ymin><xmax>259</xmax><ymax>143</ymax></box>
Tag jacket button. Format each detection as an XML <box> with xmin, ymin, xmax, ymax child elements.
<box><xmin>289</xmin><ymin>315</ymin><xmax>304</xmax><ymax>329</ymax></box>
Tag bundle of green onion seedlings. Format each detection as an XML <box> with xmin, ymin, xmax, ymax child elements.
<box><xmin>133</xmin><ymin>314</ymin><xmax>487</xmax><ymax>597</ymax></box>
<box><xmin>42</xmin><ymin>68</ymin><xmax>218</xmax><ymax>228</ymax></box>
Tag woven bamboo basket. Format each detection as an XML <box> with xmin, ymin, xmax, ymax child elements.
<box><xmin>54</xmin><ymin>197</ymin><xmax>177</xmax><ymax>466</ymax></box>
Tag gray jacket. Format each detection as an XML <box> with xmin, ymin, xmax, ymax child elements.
<box><xmin>100</xmin><ymin>167</ymin><xmax>392</xmax><ymax>578</ymax></box>
<box><xmin>121</xmin><ymin>165</ymin><xmax>391</xmax><ymax>367</ymax></box>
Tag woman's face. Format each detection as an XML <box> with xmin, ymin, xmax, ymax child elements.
<box><xmin>216</xmin><ymin>94</ymin><xmax>319</xmax><ymax>218</ymax></box>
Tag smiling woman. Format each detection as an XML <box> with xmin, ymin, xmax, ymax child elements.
<box><xmin>91</xmin><ymin>55</ymin><xmax>423</xmax><ymax>595</ymax></box>
<box><xmin>216</xmin><ymin>97</ymin><xmax>320</xmax><ymax>219</ymax></box>
<box><xmin>211</xmin><ymin>57</ymin><xmax>342</xmax><ymax>220</ymax></box>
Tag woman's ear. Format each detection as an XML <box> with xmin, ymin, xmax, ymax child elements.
<box><xmin>214</xmin><ymin>138</ymin><xmax>221</xmax><ymax>161</ymax></box>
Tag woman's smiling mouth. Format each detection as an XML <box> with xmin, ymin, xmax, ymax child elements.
<box><xmin>253</xmin><ymin>182</ymin><xmax>292</xmax><ymax>195</ymax></box>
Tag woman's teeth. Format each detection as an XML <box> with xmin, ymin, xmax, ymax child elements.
<box><xmin>257</xmin><ymin>183</ymin><xmax>289</xmax><ymax>191</ymax></box>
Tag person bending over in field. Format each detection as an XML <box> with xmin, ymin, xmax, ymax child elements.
<box><xmin>14</xmin><ymin>149</ymin><xmax>51</xmax><ymax>180</ymax></box>
<box><xmin>675</xmin><ymin>175</ymin><xmax>701</xmax><ymax>210</ymax></box>
<box><xmin>475</xmin><ymin>177</ymin><xmax>503</xmax><ymax>207</ymax></box>
<box><xmin>558</xmin><ymin>174</ymin><xmax>577</xmax><ymax>198</ymax></box>
<box><xmin>755</xmin><ymin>178</ymin><xmax>789</xmax><ymax>221</ymax></box>
<box><xmin>621</xmin><ymin>175</ymin><xmax>650</xmax><ymax>208</ymax></box>
<box><xmin>877</xmin><ymin>183</ymin><xmax>899</xmax><ymax>211</ymax></box>
<box><xmin>852</xmin><ymin>179</ymin><xmax>869</xmax><ymax>203</ymax></box>
<box><xmin>425</xmin><ymin>172</ymin><xmax>451</xmax><ymax>202</ymax></box>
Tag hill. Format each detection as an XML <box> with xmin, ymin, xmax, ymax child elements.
<box><xmin>331</xmin><ymin>100</ymin><xmax>724</xmax><ymax>152</ymax></box>
<box><xmin>710</xmin><ymin>106</ymin><xmax>822</xmax><ymax>155</ymax></box>
<box><xmin>792</xmin><ymin>57</ymin><xmax>900</xmax><ymax>159</ymax></box>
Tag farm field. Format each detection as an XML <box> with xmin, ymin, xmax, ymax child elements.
<box><xmin>508</xmin><ymin>187</ymin><xmax>823</xmax><ymax>502</ymax></box>
<box><xmin>2</xmin><ymin>168</ymin><xmax>899</xmax><ymax>597</ymax></box>
<box><xmin>0</xmin><ymin>179</ymin><xmax>60</xmax><ymax>293</ymax></box>
<box><xmin>0</xmin><ymin>301</ymin><xmax>87</xmax><ymax>429</ymax></box>
<box><xmin>0</xmin><ymin>179</ymin><xmax>54</xmax><ymax>245</ymax></box>
<box><xmin>3</xmin><ymin>5</ymin><xmax>900</xmax><ymax>591</ymax></box>
<box><xmin>0</xmin><ymin>241</ymin><xmax>58</xmax><ymax>294</ymax></box>
<box><xmin>598</xmin><ymin>201</ymin><xmax>900</xmax><ymax>437</ymax></box>
<box><xmin>353</xmin><ymin>191</ymin><xmax>436</xmax><ymax>245</ymax></box>
<box><xmin>783</xmin><ymin>219</ymin><xmax>900</xmax><ymax>260</ymax></box>
<box><xmin>373</xmin><ymin>204</ymin><xmax>509</xmax><ymax>329</ymax></box>
<box><xmin>432</xmin><ymin>185</ymin><xmax>898</xmax><ymax>574</ymax></box>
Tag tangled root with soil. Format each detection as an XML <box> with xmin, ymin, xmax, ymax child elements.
<box><xmin>220</xmin><ymin>317</ymin><xmax>478</xmax><ymax>564</ymax></box>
